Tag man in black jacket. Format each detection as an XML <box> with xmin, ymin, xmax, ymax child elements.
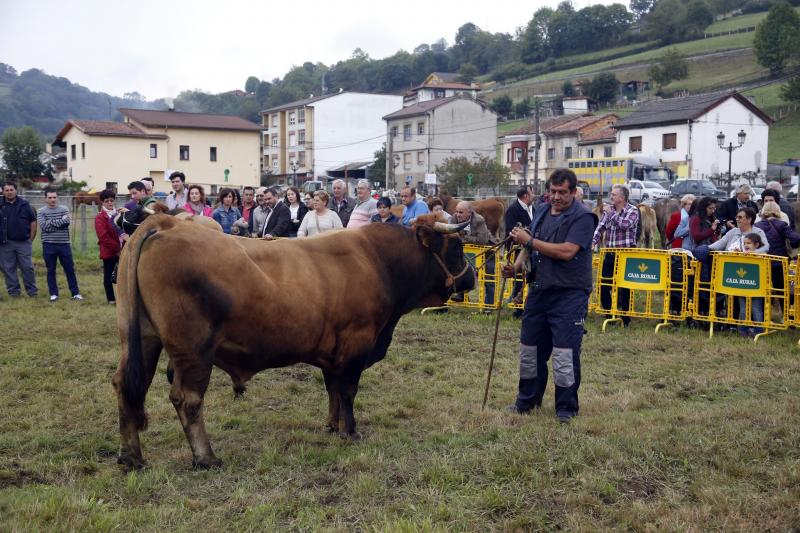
<box><xmin>250</xmin><ymin>187</ymin><xmax>291</xmax><ymax>239</ymax></box>
<box><xmin>717</xmin><ymin>184</ymin><xmax>757</xmax><ymax>233</ymax></box>
<box><xmin>505</xmin><ymin>187</ymin><xmax>533</xmax><ymax>306</ymax></box>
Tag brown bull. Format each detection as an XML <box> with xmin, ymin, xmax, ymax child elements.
<box><xmin>113</xmin><ymin>214</ymin><xmax>475</xmax><ymax>470</ymax></box>
<box><xmin>72</xmin><ymin>191</ymin><xmax>101</xmax><ymax>210</ymax></box>
<box><xmin>429</xmin><ymin>194</ymin><xmax>506</xmax><ymax>238</ymax></box>
<box><xmin>653</xmin><ymin>198</ymin><xmax>680</xmax><ymax>248</ymax></box>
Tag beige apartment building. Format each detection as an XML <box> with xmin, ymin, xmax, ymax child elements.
<box><xmin>53</xmin><ymin>108</ymin><xmax>261</xmax><ymax>194</ymax></box>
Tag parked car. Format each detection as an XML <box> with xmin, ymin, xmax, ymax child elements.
<box><xmin>728</xmin><ymin>187</ymin><xmax>764</xmax><ymax>199</ymax></box>
<box><xmin>788</xmin><ymin>183</ymin><xmax>798</xmax><ymax>202</ymax></box>
<box><xmin>670</xmin><ymin>179</ymin><xmax>726</xmax><ymax>199</ymax></box>
<box><xmin>628</xmin><ymin>179</ymin><xmax>670</xmax><ymax>202</ymax></box>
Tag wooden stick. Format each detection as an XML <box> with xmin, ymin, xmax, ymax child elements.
<box><xmin>482</xmin><ymin>273</ymin><xmax>509</xmax><ymax>411</ymax></box>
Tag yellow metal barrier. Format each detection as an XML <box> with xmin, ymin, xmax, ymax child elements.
<box><xmin>594</xmin><ymin>248</ymin><xmax>691</xmax><ymax>333</ymax></box>
<box><xmin>693</xmin><ymin>252</ymin><xmax>790</xmax><ymax>342</ymax></box>
<box><xmin>430</xmin><ymin>244</ymin><xmax>501</xmax><ymax>313</ymax></box>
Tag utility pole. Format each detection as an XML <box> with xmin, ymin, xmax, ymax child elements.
<box><xmin>388</xmin><ymin>134</ymin><xmax>395</xmax><ymax>191</ymax></box>
<box><xmin>532</xmin><ymin>99</ymin><xmax>541</xmax><ymax>196</ymax></box>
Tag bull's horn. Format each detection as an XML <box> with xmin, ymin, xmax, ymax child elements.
<box><xmin>143</xmin><ymin>205</ymin><xmax>156</xmax><ymax>215</ymax></box>
<box><xmin>433</xmin><ymin>220</ymin><xmax>470</xmax><ymax>234</ymax></box>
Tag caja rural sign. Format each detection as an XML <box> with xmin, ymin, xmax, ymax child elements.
<box><xmin>616</xmin><ymin>251</ymin><xmax>668</xmax><ymax>290</ymax></box>
<box><xmin>712</xmin><ymin>253</ymin><xmax>769</xmax><ymax>297</ymax></box>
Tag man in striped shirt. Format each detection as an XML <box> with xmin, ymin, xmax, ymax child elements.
<box><xmin>38</xmin><ymin>189</ymin><xmax>82</xmax><ymax>301</ymax></box>
<box><xmin>592</xmin><ymin>184</ymin><xmax>639</xmax><ymax>327</ymax></box>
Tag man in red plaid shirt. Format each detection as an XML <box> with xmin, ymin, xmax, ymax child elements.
<box><xmin>592</xmin><ymin>184</ymin><xmax>640</xmax><ymax>326</ymax></box>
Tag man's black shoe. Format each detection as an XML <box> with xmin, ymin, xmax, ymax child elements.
<box><xmin>557</xmin><ymin>411</ymin><xmax>574</xmax><ymax>424</ymax></box>
<box><xmin>505</xmin><ymin>404</ymin><xmax>531</xmax><ymax>415</ymax></box>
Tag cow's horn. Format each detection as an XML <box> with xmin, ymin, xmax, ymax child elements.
<box><xmin>143</xmin><ymin>205</ymin><xmax>156</xmax><ymax>215</ymax></box>
<box><xmin>433</xmin><ymin>220</ymin><xmax>469</xmax><ymax>234</ymax></box>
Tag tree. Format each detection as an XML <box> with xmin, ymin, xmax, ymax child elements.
<box><xmin>646</xmin><ymin>0</ymin><xmax>688</xmax><ymax>44</ymax></box>
<box><xmin>629</xmin><ymin>0</ymin><xmax>655</xmax><ymax>19</ymax></box>
<box><xmin>588</xmin><ymin>73</ymin><xmax>618</xmax><ymax>105</ymax></box>
<box><xmin>369</xmin><ymin>144</ymin><xmax>387</xmax><ymax>187</ymax></box>
<box><xmin>490</xmin><ymin>94</ymin><xmax>513</xmax><ymax>117</ymax></box>
<box><xmin>413</xmin><ymin>43</ymin><xmax>430</xmax><ymax>54</ymax></box>
<box><xmin>754</xmin><ymin>0</ymin><xmax>800</xmax><ymax>76</ymax></box>
<box><xmin>520</xmin><ymin>17</ymin><xmax>547</xmax><ymax>64</ymax></box>
<box><xmin>457</xmin><ymin>63</ymin><xmax>479</xmax><ymax>83</ymax></box>
<box><xmin>515</xmin><ymin>97</ymin><xmax>532</xmax><ymax>117</ymax></box>
<box><xmin>434</xmin><ymin>155</ymin><xmax>509</xmax><ymax>194</ymax></box>
<box><xmin>244</xmin><ymin>76</ymin><xmax>260</xmax><ymax>94</ymax></box>
<box><xmin>684</xmin><ymin>0</ymin><xmax>714</xmax><ymax>36</ymax></box>
<box><xmin>648</xmin><ymin>48</ymin><xmax>689</xmax><ymax>88</ymax></box>
<box><xmin>781</xmin><ymin>75</ymin><xmax>800</xmax><ymax>103</ymax></box>
<box><xmin>1</xmin><ymin>126</ymin><xmax>45</xmax><ymax>180</ymax></box>
<box><xmin>562</xmin><ymin>80</ymin><xmax>576</xmax><ymax>96</ymax></box>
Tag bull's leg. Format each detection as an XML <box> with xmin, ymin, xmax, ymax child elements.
<box><xmin>168</xmin><ymin>358</ymin><xmax>222</xmax><ymax>469</ymax></box>
<box><xmin>337</xmin><ymin>365</ymin><xmax>364</xmax><ymax>439</ymax></box>
<box><xmin>112</xmin><ymin>336</ymin><xmax>163</xmax><ymax>472</ymax></box>
<box><xmin>322</xmin><ymin>369</ymin><xmax>340</xmax><ymax>433</ymax></box>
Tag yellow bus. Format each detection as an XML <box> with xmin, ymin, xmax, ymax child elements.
<box><xmin>567</xmin><ymin>156</ymin><xmax>673</xmax><ymax>196</ymax></box>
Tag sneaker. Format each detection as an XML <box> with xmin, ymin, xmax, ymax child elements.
<box><xmin>49</xmin><ymin>295</ymin><xmax>58</xmax><ymax>302</ymax></box>
<box><xmin>71</xmin><ymin>294</ymin><xmax>84</xmax><ymax>301</ymax></box>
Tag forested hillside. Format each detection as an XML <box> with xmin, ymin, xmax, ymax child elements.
<box><xmin>1</xmin><ymin>0</ymin><xmax>798</xmax><ymax>141</ymax></box>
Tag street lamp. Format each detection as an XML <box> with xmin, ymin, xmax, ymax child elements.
<box><xmin>717</xmin><ymin>129</ymin><xmax>746</xmax><ymax>195</ymax></box>
<box><xmin>289</xmin><ymin>160</ymin><xmax>298</xmax><ymax>187</ymax></box>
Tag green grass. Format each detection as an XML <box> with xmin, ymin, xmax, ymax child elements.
<box><xmin>1</xmin><ymin>257</ymin><xmax>800</xmax><ymax>529</ymax></box>
<box><xmin>766</xmin><ymin>110</ymin><xmax>800</xmax><ymax>162</ymax></box>
<box><xmin>496</xmin><ymin>118</ymin><xmax>529</xmax><ymax>137</ymax></box>
<box><xmin>704</xmin><ymin>7</ymin><xmax>800</xmax><ymax>34</ymax></box>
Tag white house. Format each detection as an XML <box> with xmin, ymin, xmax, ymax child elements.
<box><xmin>260</xmin><ymin>91</ymin><xmax>402</xmax><ymax>185</ymax></box>
<box><xmin>402</xmin><ymin>72</ymin><xmax>480</xmax><ymax>107</ymax></box>
<box><xmin>613</xmin><ymin>92</ymin><xmax>773</xmax><ymax>179</ymax></box>
<box><xmin>383</xmin><ymin>95</ymin><xmax>497</xmax><ymax>190</ymax></box>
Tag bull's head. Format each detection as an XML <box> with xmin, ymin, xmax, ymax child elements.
<box><xmin>413</xmin><ymin>214</ymin><xmax>476</xmax><ymax>298</ymax></box>
<box><xmin>118</xmin><ymin>202</ymin><xmax>170</xmax><ymax>235</ymax></box>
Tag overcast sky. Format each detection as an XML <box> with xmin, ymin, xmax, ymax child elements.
<box><xmin>1</xmin><ymin>0</ymin><xmax>612</xmax><ymax>100</ymax></box>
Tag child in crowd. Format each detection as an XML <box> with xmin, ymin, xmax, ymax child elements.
<box><xmin>370</xmin><ymin>197</ymin><xmax>400</xmax><ymax>224</ymax></box>
<box><xmin>738</xmin><ymin>232</ymin><xmax>766</xmax><ymax>337</ymax></box>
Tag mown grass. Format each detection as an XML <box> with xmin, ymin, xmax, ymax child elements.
<box><xmin>1</xmin><ymin>261</ymin><xmax>800</xmax><ymax>530</ymax></box>
<box><xmin>704</xmin><ymin>7</ymin><xmax>800</xmax><ymax>34</ymax></box>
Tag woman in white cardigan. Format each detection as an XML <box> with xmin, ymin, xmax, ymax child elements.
<box><xmin>297</xmin><ymin>190</ymin><xmax>343</xmax><ymax>237</ymax></box>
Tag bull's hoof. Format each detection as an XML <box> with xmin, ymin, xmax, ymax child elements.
<box><xmin>191</xmin><ymin>457</ymin><xmax>224</xmax><ymax>470</ymax></box>
<box><xmin>338</xmin><ymin>431</ymin><xmax>362</xmax><ymax>441</ymax></box>
<box><xmin>233</xmin><ymin>384</ymin><xmax>246</xmax><ymax>400</ymax></box>
<box><xmin>117</xmin><ymin>454</ymin><xmax>146</xmax><ymax>472</ymax></box>
<box><xmin>324</xmin><ymin>423</ymin><xmax>337</xmax><ymax>433</ymax></box>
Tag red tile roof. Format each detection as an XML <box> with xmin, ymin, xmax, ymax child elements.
<box><xmin>54</xmin><ymin>120</ymin><xmax>167</xmax><ymax>142</ymax></box>
<box><xmin>579</xmin><ymin>125</ymin><xmax>617</xmax><ymax>144</ymax></box>
<box><xmin>120</xmin><ymin>108</ymin><xmax>262</xmax><ymax>131</ymax></box>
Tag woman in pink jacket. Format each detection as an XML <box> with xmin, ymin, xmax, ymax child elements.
<box><xmin>182</xmin><ymin>184</ymin><xmax>213</xmax><ymax>216</ymax></box>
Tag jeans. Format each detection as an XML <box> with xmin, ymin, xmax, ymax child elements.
<box><xmin>0</xmin><ymin>240</ymin><xmax>37</xmax><ymax>296</ymax></box>
<box><xmin>737</xmin><ymin>296</ymin><xmax>764</xmax><ymax>335</ymax></box>
<box><xmin>103</xmin><ymin>257</ymin><xmax>119</xmax><ymax>302</ymax></box>
<box><xmin>42</xmin><ymin>242</ymin><xmax>80</xmax><ymax>297</ymax></box>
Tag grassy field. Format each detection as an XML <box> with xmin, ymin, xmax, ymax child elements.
<box><xmin>704</xmin><ymin>7</ymin><xmax>800</xmax><ymax>34</ymax></box>
<box><xmin>1</xmin><ymin>257</ymin><xmax>800</xmax><ymax>530</ymax></box>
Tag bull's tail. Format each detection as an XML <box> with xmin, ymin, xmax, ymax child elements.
<box><xmin>122</xmin><ymin>228</ymin><xmax>158</xmax><ymax>430</ymax></box>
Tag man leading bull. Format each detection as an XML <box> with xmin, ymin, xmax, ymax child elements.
<box><xmin>502</xmin><ymin>169</ymin><xmax>597</xmax><ymax>424</ymax></box>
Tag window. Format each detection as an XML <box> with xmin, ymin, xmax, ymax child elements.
<box><xmin>434</xmin><ymin>89</ymin><xmax>445</xmax><ymax>98</ymax></box>
<box><xmin>629</xmin><ymin>136</ymin><xmax>642</xmax><ymax>153</ymax></box>
<box><xmin>564</xmin><ymin>146</ymin><xmax>573</xmax><ymax>159</ymax></box>
<box><xmin>271</xmin><ymin>114</ymin><xmax>278</xmax><ymax>127</ymax></box>
<box><xmin>298</xmin><ymin>152</ymin><xmax>306</xmax><ymax>166</ymax></box>
<box><xmin>403</xmin><ymin>153</ymin><xmax>411</xmax><ymax>169</ymax></box>
<box><xmin>547</xmin><ymin>147</ymin><xmax>555</xmax><ymax>160</ymax></box>
<box><xmin>81</xmin><ymin>143</ymin><xmax>85</xmax><ymax>159</ymax></box>
<box><xmin>180</xmin><ymin>145</ymin><xmax>190</xmax><ymax>160</ymax></box>
<box><xmin>604</xmin><ymin>146</ymin><xmax>612</xmax><ymax>157</ymax></box>
<box><xmin>417</xmin><ymin>151</ymin><xmax>425</xmax><ymax>165</ymax></box>
<box><xmin>403</xmin><ymin>124</ymin><xmax>411</xmax><ymax>141</ymax></box>
<box><xmin>662</xmin><ymin>133</ymin><xmax>677</xmax><ymax>150</ymax></box>
<box><xmin>417</xmin><ymin>122</ymin><xmax>425</xmax><ymax>135</ymax></box>
<box><xmin>149</xmin><ymin>144</ymin><xmax>157</xmax><ymax>158</ymax></box>
<box><xmin>586</xmin><ymin>148</ymin><xmax>594</xmax><ymax>158</ymax></box>
<box><xmin>289</xmin><ymin>112</ymin><xmax>296</xmax><ymax>125</ymax></box>
<box><xmin>210</xmin><ymin>185</ymin><xmax>218</xmax><ymax>195</ymax></box>
<box><xmin>298</xmin><ymin>130</ymin><xmax>305</xmax><ymax>145</ymax></box>
<box><xmin>272</xmin><ymin>159</ymin><xmax>279</xmax><ymax>170</ymax></box>
<box><xmin>289</xmin><ymin>133</ymin><xmax>296</xmax><ymax>147</ymax></box>
<box><xmin>298</xmin><ymin>109</ymin><xmax>305</xmax><ymax>123</ymax></box>
<box><xmin>390</xmin><ymin>126</ymin><xmax>398</xmax><ymax>138</ymax></box>
<box><xmin>271</xmin><ymin>135</ymin><xmax>278</xmax><ymax>147</ymax></box>
<box><xmin>210</xmin><ymin>147</ymin><xmax>217</xmax><ymax>162</ymax></box>
<box><xmin>70</xmin><ymin>144</ymin><xmax>76</xmax><ymax>160</ymax></box>
<box><xmin>105</xmin><ymin>181</ymin><xmax>117</xmax><ymax>192</ymax></box>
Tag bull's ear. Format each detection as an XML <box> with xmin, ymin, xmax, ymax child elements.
<box><xmin>415</xmin><ymin>225</ymin><xmax>443</xmax><ymax>253</ymax></box>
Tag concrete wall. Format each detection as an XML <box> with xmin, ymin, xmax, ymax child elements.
<box><xmin>313</xmin><ymin>93</ymin><xmax>402</xmax><ymax>178</ymax></box>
